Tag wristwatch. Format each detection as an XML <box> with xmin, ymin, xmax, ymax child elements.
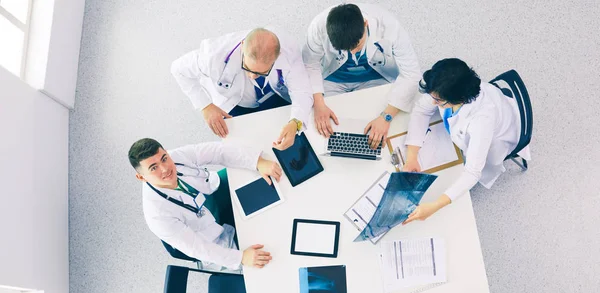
<box><xmin>289</xmin><ymin>118</ymin><xmax>303</xmax><ymax>131</ymax></box>
<box><xmin>380</xmin><ymin>112</ymin><xmax>393</xmax><ymax>122</ymax></box>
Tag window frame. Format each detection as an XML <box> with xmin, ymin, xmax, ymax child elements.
<box><xmin>0</xmin><ymin>0</ymin><xmax>34</xmax><ymax>78</ymax></box>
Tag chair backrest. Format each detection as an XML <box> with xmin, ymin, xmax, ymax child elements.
<box><xmin>208</xmin><ymin>274</ymin><xmax>247</xmax><ymax>293</ymax></box>
<box><xmin>163</xmin><ymin>265</ymin><xmax>246</xmax><ymax>293</ymax></box>
<box><xmin>164</xmin><ymin>265</ymin><xmax>190</xmax><ymax>293</ymax></box>
<box><xmin>489</xmin><ymin>70</ymin><xmax>532</xmax><ymax>159</ymax></box>
<box><xmin>161</xmin><ymin>240</ymin><xmax>200</xmax><ymax>262</ymax></box>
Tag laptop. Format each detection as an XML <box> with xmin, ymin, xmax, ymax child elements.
<box><xmin>322</xmin><ymin>118</ymin><xmax>383</xmax><ymax>161</ymax></box>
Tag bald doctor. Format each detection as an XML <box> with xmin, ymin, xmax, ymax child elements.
<box><xmin>171</xmin><ymin>27</ymin><xmax>313</xmax><ymax>150</ymax></box>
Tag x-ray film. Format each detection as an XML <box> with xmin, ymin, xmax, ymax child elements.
<box><xmin>353</xmin><ymin>172</ymin><xmax>438</xmax><ymax>242</ymax></box>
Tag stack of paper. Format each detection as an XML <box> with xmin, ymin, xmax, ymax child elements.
<box><xmin>379</xmin><ymin>237</ymin><xmax>447</xmax><ymax>292</ymax></box>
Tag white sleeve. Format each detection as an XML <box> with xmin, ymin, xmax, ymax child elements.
<box><xmin>170</xmin><ymin>44</ymin><xmax>214</xmax><ymax>110</ymax></box>
<box><xmin>287</xmin><ymin>48</ymin><xmax>314</xmax><ymax>126</ymax></box>
<box><xmin>405</xmin><ymin>94</ymin><xmax>438</xmax><ymax>147</ymax></box>
<box><xmin>149</xmin><ymin>215</ymin><xmax>243</xmax><ymax>269</ymax></box>
<box><xmin>444</xmin><ymin>115</ymin><xmax>496</xmax><ymax>201</ymax></box>
<box><xmin>170</xmin><ymin>142</ymin><xmax>261</xmax><ymax>171</ymax></box>
<box><xmin>302</xmin><ymin>12</ymin><xmax>328</xmax><ymax>95</ymax></box>
<box><xmin>385</xmin><ymin>24</ymin><xmax>422</xmax><ymax>112</ymax></box>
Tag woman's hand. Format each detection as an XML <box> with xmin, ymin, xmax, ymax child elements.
<box><xmin>402</xmin><ymin>195</ymin><xmax>452</xmax><ymax>225</ymax></box>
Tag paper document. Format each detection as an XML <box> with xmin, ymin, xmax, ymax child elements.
<box><xmin>388</xmin><ymin>122</ymin><xmax>458</xmax><ymax>172</ymax></box>
<box><xmin>344</xmin><ymin>172</ymin><xmax>390</xmax><ymax>244</ymax></box>
<box><xmin>379</xmin><ymin>237</ymin><xmax>447</xmax><ymax>292</ymax></box>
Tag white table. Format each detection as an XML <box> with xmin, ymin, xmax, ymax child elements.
<box><xmin>223</xmin><ymin>85</ymin><xmax>489</xmax><ymax>293</ymax></box>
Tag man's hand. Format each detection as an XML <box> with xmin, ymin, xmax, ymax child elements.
<box><xmin>313</xmin><ymin>94</ymin><xmax>339</xmax><ymax>137</ymax></box>
<box><xmin>202</xmin><ymin>103</ymin><xmax>232</xmax><ymax>138</ymax></box>
<box><xmin>273</xmin><ymin>121</ymin><xmax>297</xmax><ymax>151</ymax></box>
<box><xmin>242</xmin><ymin>244</ymin><xmax>272</xmax><ymax>268</ymax></box>
<box><xmin>257</xmin><ymin>157</ymin><xmax>283</xmax><ymax>185</ymax></box>
<box><xmin>402</xmin><ymin>195</ymin><xmax>451</xmax><ymax>225</ymax></box>
<box><xmin>364</xmin><ymin>116</ymin><xmax>390</xmax><ymax>149</ymax></box>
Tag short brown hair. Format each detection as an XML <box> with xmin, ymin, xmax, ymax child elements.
<box><xmin>128</xmin><ymin>138</ymin><xmax>163</xmax><ymax>170</ymax></box>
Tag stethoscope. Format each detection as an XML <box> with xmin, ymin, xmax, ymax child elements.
<box><xmin>174</xmin><ymin>163</ymin><xmax>210</xmax><ymax>182</ymax></box>
<box><xmin>334</xmin><ymin>26</ymin><xmax>385</xmax><ymax>67</ymax></box>
<box><xmin>146</xmin><ymin>163</ymin><xmax>211</xmax><ymax>218</ymax></box>
<box><xmin>217</xmin><ymin>41</ymin><xmax>286</xmax><ymax>91</ymax></box>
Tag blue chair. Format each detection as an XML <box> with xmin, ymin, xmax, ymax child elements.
<box><xmin>489</xmin><ymin>69</ymin><xmax>532</xmax><ymax>170</ymax></box>
<box><xmin>161</xmin><ymin>241</ymin><xmax>200</xmax><ymax>263</ymax></box>
<box><xmin>163</xmin><ymin>265</ymin><xmax>246</xmax><ymax>293</ymax></box>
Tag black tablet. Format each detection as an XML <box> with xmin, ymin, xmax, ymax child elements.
<box><xmin>272</xmin><ymin>132</ymin><xmax>324</xmax><ymax>187</ymax></box>
<box><xmin>234</xmin><ymin>177</ymin><xmax>284</xmax><ymax>220</ymax></box>
<box><xmin>291</xmin><ymin>219</ymin><xmax>340</xmax><ymax>258</ymax></box>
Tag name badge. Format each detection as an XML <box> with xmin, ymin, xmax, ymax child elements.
<box><xmin>347</xmin><ymin>66</ymin><xmax>367</xmax><ymax>72</ymax></box>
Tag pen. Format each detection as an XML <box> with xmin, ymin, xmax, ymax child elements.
<box><xmin>391</xmin><ymin>150</ymin><xmax>400</xmax><ymax>170</ymax></box>
<box><xmin>395</xmin><ymin>146</ymin><xmax>405</xmax><ymax>170</ymax></box>
<box><xmin>424</xmin><ymin>128</ymin><xmax>432</xmax><ymax>143</ymax></box>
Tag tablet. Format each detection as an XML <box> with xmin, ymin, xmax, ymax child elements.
<box><xmin>291</xmin><ymin>219</ymin><xmax>340</xmax><ymax>258</ymax></box>
<box><xmin>233</xmin><ymin>177</ymin><xmax>284</xmax><ymax>220</ymax></box>
<box><xmin>273</xmin><ymin>132</ymin><xmax>324</xmax><ymax>187</ymax></box>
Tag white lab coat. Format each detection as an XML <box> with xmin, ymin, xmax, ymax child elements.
<box><xmin>171</xmin><ymin>27</ymin><xmax>314</xmax><ymax>125</ymax></box>
<box><xmin>141</xmin><ymin>142</ymin><xmax>260</xmax><ymax>269</ymax></box>
<box><xmin>302</xmin><ymin>3</ymin><xmax>421</xmax><ymax>111</ymax></box>
<box><xmin>405</xmin><ymin>83</ymin><xmax>531</xmax><ymax>201</ymax></box>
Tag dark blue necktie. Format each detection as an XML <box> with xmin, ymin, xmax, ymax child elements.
<box><xmin>254</xmin><ymin>76</ymin><xmax>273</xmax><ymax>100</ymax></box>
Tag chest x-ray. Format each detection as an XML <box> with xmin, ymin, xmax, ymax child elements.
<box><xmin>354</xmin><ymin>172</ymin><xmax>438</xmax><ymax>242</ymax></box>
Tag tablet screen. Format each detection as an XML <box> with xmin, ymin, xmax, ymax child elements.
<box><xmin>291</xmin><ymin>219</ymin><xmax>340</xmax><ymax>258</ymax></box>
<box><xmin>234</xmin><ymin>178</ymin><xmax>283</xmax><ymax>219</ymax></box>
<box><xmin>273</xmin><ymin>133</ymin><xmax>324</xmax><ymax>187</ymax></box>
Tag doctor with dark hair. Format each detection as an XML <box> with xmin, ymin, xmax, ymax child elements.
<box><xmin>402</xmin><ymin>58</ymin><xmax>531</xmax><ymax>224</ymax></box>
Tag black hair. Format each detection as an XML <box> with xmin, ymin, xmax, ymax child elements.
<box><xmin>128</xmin><ymin>138</ymin><xmax>163</xmax><ymax>170</ymax></box>
<box><xmin>419</xmin><ymin>58</ymin><xmax>481</xmax><ymax>105</ymax></box>
<box><xmin>326</xmin><ymin>4</ymin><xmax>365</xmax><ymax>51</ymax></box>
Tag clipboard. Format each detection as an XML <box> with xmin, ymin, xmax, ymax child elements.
<box><xmin>343</xmin><ymin>171</ymin><xmax>390</xmax><ymax>244</ymax></box>
<box><xmin>386</xmin><ymin>120</ymin><xmax>464</xmax><ymax>174</ymax></box>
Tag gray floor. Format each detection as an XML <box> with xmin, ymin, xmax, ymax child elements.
<box><xmin>70</xmin><ymin>0</ymin><xmax>600</xmax><ymax>292</ymax></box>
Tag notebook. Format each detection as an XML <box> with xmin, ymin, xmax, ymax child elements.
<box><xmin>233</xmin><ymin>177</ymin><xmax>284</xmax><ymax>220</ymax></box>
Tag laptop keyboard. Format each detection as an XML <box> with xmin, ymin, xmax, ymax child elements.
<box><xmin>327</xmin><ymin>132</ymin><xmax>382</xmax><ymax>156</ymax></box>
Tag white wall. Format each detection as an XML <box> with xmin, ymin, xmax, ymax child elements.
<box><xmin>25</xmin><ymin>0</ymin><xmax>86</xmax><ymax>109</ymax></box>
<box><xmin>43</xmin><ymin>0</ymin><xmax>85</xmax><ymax>109</ymax></box>
<box><xmin>0</xmin><ymin>66</ymin><xmax>69</xmax><ymax>293</ymax></box>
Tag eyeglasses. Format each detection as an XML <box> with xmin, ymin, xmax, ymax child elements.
<box><xmin>241</xmin><ymin>54</ymin><xmax>274</xmax><ymax>77</ymax></box>
<box><xmin>429</xmin><ymin>94</ymin><xmax>449</xmax><ymax>106</ymax></box>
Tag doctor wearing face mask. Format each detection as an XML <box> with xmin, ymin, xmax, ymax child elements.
<box><xmin>302</xmin><ymin>3</ymin><xmax>422</xmax><ymax>149</ymax></box>
<box><xmin>171</xmin><ymin>27</ymin><xmax>313</xmax><ymax>150</ymax></box>
<box><xmin>401</xmin><ymin>58</ymin><xmax>531</xmax><ymax>225</ymax></box>
<box><xmin>128</xmin><ymin>138</ymin><xmax>282</xmax><ymax>270</ymax></box>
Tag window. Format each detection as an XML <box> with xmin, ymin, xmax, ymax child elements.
<box><xmin>0</xmin><ymin>0</ymin><xmax>32</xmax><ymax>77</ymax></box>
<box><xmin>0</xmin><ymin>285</ymin><xmax>43</xmax><ymax>293</ymax></box>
